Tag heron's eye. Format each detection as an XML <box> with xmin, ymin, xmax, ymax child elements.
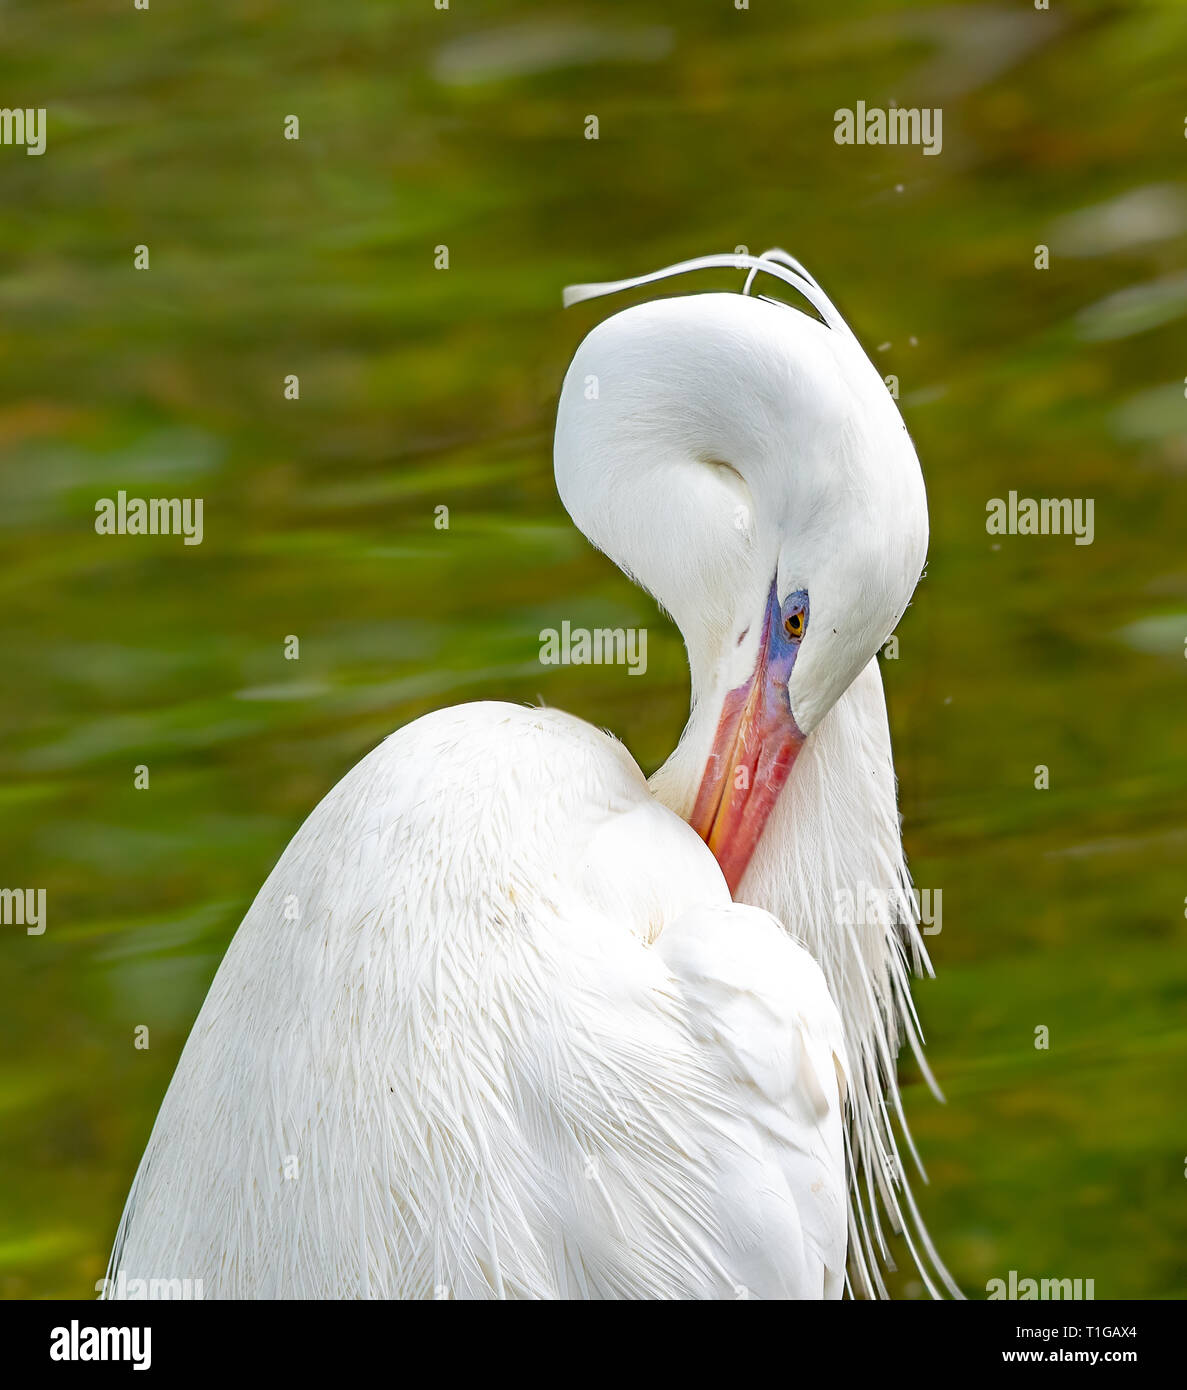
<box><xmin>784</xmin><ymin>610</ymin><xmax>805</xmax><ymax>641</ymax></box>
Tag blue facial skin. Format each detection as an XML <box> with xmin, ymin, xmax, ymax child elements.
<box><xmin>726</xmin><ymin>581</ymin><xmax>809</xmax><ymax>725</ymax></box>
<box><xmin>765</xmin><ymin>583</ymin><xmax>809</xmax><ymax>730</ymax></box>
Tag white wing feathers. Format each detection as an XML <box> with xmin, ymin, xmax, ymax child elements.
<box><xmin>106</xmin><ymin>701</ymin><xmax>848</xmax><ymax>1299</ymax></box>
<box><xmin>655</xmin><ymin>906</ymin><xmax>849</xmax><ymax>1299</ymax></box>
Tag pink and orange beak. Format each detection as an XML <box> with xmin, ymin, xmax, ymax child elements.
<box><xmin>689</xmin><ymin>583</ymin><xmax>806</xmax><ymax>894</ymax></box>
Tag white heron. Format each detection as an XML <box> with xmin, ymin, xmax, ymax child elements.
<box><xmin>105</xmin><ymin>250</ymin><xmax>955</xmax><ymax>1300</ymax></box>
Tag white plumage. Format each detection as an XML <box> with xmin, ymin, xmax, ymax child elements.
<box><xmin>109</xmin><ymin>703</ymin><xmax>847</xmax><ymax>1298</ymax></box>
<box><xmin>107</xmin><ymin>251</ymin><xmax>954</xmax><ymax>1299</ymax></box>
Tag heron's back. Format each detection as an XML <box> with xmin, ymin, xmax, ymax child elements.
<box><xmin>106</xmin><ymin>701</ymin><xmax>847</xmax><ymax>1299</ymax></box>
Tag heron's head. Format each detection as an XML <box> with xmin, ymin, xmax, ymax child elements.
<box><xmin>554</xmin><ymin>254</ymin><xmax>928</xmax><ymax>892</ymax></box>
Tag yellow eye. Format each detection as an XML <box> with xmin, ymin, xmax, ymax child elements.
<box><xmin>784</xmin><ymin>610</ymin><xmax>804</xmax><ymax>641</ymax></box>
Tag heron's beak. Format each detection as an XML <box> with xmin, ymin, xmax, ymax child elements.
<box><xmin>688</xmin><ymin>584</ymin><xmax>805</xmax><ymax>895</ymax></box>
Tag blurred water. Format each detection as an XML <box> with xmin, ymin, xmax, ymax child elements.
<box><xmin>0</xmin><ymin>0</ymin><xmax>1185</xmax><ymax>1297</ymax></box>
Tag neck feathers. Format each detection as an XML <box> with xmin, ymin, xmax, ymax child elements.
<box><xmin>652</xmin><ymin>658</ymin><xmax>960</xmax><ymax>1298</ymax></box>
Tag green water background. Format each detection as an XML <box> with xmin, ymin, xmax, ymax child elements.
<box><xmin>0</xmin><ymin>0</ymin><xmax>1184</xmax><ymax>1297</ymax></box>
